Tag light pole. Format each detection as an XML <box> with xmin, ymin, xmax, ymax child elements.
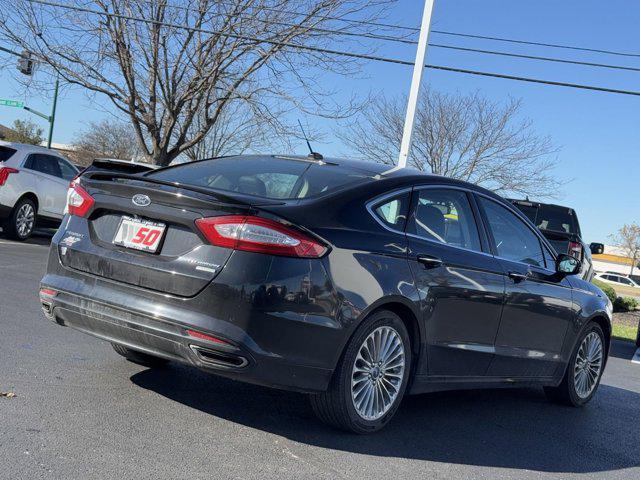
<box><xmin>398</xmin><ymin>0</ymin><xmax>436</xmax><ymax>168</ymax></box>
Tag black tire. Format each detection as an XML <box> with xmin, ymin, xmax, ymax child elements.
<box><xmin>111</xmin><ymin>343</ymin><xmax>168</xmax><ymax>368</ymax></box>
<box><xmin>5</xmin><ymin>197</ymin><xmax>36</xmax><ymax>240</ymax></box>
<box><xmin>544</xmin><ymin>322</ymin><xmax>605</xmax><ymax>406</ymax></box>
<box><xmin>310</xmin><ymin>310</ymin><xmax>412</xmax><ymax>434</ymax></box>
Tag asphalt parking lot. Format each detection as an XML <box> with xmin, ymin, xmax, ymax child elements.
<box><xmin>1</xmin><ymin>233</ymin><xmax>639</xmax><ymax>480</ymax></box>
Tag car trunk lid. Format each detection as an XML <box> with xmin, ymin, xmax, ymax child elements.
<box><xmin>58</xmin><ymin>173</ymin><xmax>281</xmax><ymax>297</ymax></box>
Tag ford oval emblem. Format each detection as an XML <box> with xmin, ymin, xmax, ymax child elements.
<box><xmin>132</xmin><ymin>194</ymin><xmax>151</xmax><ymax>207</ymax></box>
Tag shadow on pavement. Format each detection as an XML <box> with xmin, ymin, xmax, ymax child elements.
<box><xmin>609</xmin><ymin>339</ymin><xmax>637</xmax><ymax>361</ymax></box>
<box><xmin>0</xmin><ymin>229</ymin><xmax>55</xmax><ymax>246</ymax></box>
<box><xmin>132</xmin><ymin>364</ymin><xmax>638</xmax><ymax>475</ymax></box>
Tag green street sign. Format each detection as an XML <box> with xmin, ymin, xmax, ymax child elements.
<box><xmin>0</xmin><ymin>99</ymin><xmax>24</xmax><ymax>108</ymax></box>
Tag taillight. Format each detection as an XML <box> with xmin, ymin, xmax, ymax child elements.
<box><xmin>0</xmin><ymin>167</ymin><xmax>18</xmax><ymax>186</ymax></box>
<box><xmin>568</xmin><ymin>241</ymin><xmax>583</xmax><ymax>259</ymax></box>
<box><xmin>195</xmin><ymin>215</ymin><xmax>327</xmax><ymax>258</ymax></box>
<box><xmin>67</xmin><ymin>182</ymin><xmax>94</xmax><ymax>217</ymax></box>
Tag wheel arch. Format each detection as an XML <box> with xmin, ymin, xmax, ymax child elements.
<box><xmin>330</xmin><ymin>296</ymin><xmax>423</xmax><ymax>387</ymax></box>
<box><xmin>14</xmin><ymin>192</ymin><xmax>39</xmax><ymax>213</ymax></box>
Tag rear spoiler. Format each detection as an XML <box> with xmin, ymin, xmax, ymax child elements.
<box><xmin>82</xmin><ymin>171</ymin><xmax>286</xmax><ymax>207</ymax></box>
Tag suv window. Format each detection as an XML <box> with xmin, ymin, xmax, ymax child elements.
<box><xmin>619</xmin><ymin>277</ymin><xmax>632</xmax><ymax>286</ymax></box>
<box><xmin>371</xmin><ymin>191</ymin><xmax>411</xmax><ymax>231</ymax></box>
<box><xmin>25</xmin><ymin>154</ymin><xmax>63</xmax><ymax>178</ymax></box>
<box><xmin>480</xmin><ymin>197</ymin><xmax>546</xmax><ymax>268</ymax></box>
<box><xmin>408</xmin><ymin>188</ymin><xmax>481</xmax><ymax>252</ymax></box>
<box><xmin>57</xmin><ymin>158</ymin><xmax>78</xmax><ymax>181</ymax></box>
<box><xmin>0</xmin><ymin>146</ymin><xmax>17</xmax><ymax>162</ymax></box>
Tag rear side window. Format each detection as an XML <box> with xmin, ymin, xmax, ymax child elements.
<box><xmin>371</xmin><ymin>192</ymin><xmax>411</xmax><ymax>231</ymax></box>
<box><xmin>0</xmin><ymin>146</ymin><xmax>16</xmax><ymax>162</ymax></box>
<box><xmin>480</xmin><ymin>198</ymin><xmax>546</xmax><ymax>268</ymax></box>
<box><xmin>147</xmin><ymin>156</ymin><xmax>372</xmax><ymax>199</ymax></box>
<box><xmin>408</xmin><ymin>188</ymin><xmax>482</xmax><ymax>252</ymax></box>
<box><xmin>25</xmin><ymin>154</ymin><xmax>63</xmax><ymax>178</ymax></box>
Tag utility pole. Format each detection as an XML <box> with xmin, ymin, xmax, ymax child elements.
<box><xmin>47</xmin><ymin>76</ymin><xmax>59</xmax><ymax>148</ymax></box>
<box><xmin>398</xmin><ymin>0</ymin><xmax>436</xmax><ymax>168</ymax></box>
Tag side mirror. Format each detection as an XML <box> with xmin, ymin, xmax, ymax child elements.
<box><xmin>556</xmin><ymin>253</ymin><xmax>581</xmax><ymax>275</ymax></box>
<box><xmin>590</xmin><ymin>242</ymin><xmax>604</xmax><ymax>255</ymax></box>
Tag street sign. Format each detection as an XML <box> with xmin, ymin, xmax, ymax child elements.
<box><xmin>0</xmin><ymin>99</ymin><xmax>24</xmax><ymax>108</ymax></box>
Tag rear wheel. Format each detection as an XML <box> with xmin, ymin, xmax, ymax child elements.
<box><xmin>111</xmin><ymin>343</ymin><xmax>168</xmax><ymax>368</ymax></box>
<box><xmin>310</xmin><ymin>310</ymin><xmax>411</xmax><ymax>433</ymax></box>
<box><xmin>544</xmin><ymin>322</ymin><xmax>605</xmax><ymax>406</ymax></box>
<box><xmin>5</xmin><ymin>198</ymin><xmax>36</xmax><ymax>240</ymax></box>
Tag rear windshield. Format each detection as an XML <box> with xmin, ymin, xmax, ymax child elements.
<box><xmin>0</xmin><ymin>146</ymin><xmax>17</xmax><ymax>162</ymax></box>
<box><xmin>147</xmin><ymin>156</ymin><xmax>372</xmax><ymax>199</ymax></box>
<box><xmin>536</xmin><ymin>205</ymin><xmax>577</xmax><ymax>234</ymax></box>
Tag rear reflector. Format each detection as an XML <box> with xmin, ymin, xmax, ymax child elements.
<box><xmin>39</xmin><ymin>288</ymin><xmax>57</xmax><ymax>297</ymax></box>
<box><xmin>67</xmin><ymin>182</ymin><xmax>94</xmax><ymax>217</ymax></box>
<box><xmin>0</xmin><ymin>167</ymin><xmax>19</xmax><ymax>186</ymax></box>
<box><xmin>195</xmin><ymin>215</ymin><xmax>327</xmax><ymax>258</ymax></box>
<box><xmin>186</xmin><ymin>329</ymin><xmax>231</xmax><ymax>345</ymax></box>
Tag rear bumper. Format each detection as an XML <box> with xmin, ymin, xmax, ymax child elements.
<box><xmin>40</xmin><ymin>286</ymin><xmax>333</xmax><ymax>392</ymax></box>
<box><xmin>40</xmin><ymin>235</ymin><xmax>344</xmax><ymax>393</ymax></box>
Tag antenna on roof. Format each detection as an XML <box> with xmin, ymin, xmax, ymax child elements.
<box><xmin>297</xmin><ymin>119</ymin><xmax>323</xmax><ymax>161</ymax></box>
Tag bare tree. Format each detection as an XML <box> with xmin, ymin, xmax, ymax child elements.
<box><xmin>73</xmin><ymin>118</ymin><xmax>143</xmax><ymax>162</ymax></box>
<box><xmin>610</xmin><ymin>223</ymin><xmax>640</xmax><ymax>277</ymax></box>
<box><xmin>339</xmin><ymin>90</ymin><xmax>561</xmax><ymax>198</ymax></box>
<box><xmin>0</xmin><ymin>0</ymin><xmax>397</xmax><ymax>166</ymax></box>
<box><xmin>181</xmin><ymin>100</ymin><xmax>265</xmax><ymax>161</ymax></box>
<box><xmin>3</xmin><ymin>119</ymin><xmax>44</xmax><ymax>145</ymax></box>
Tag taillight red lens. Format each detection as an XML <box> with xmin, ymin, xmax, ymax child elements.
<box><xmin>67</xmin><ymin>183</ymin><xmax>94</xmax><ymax>217</ymax></box>
<box><xmin>0</xmin><ymin>167</ymin><xmax>19</xmax><ymax>186</ymax></box>
<box><xmin>195</xmin><ymin>215</ymin><xmax>327</xmax><ymax>258</ymax></box>
<box><xmin>568</xmin><ymin>241</ymin><xmax>582</xmax><ymax>259</ymax></box>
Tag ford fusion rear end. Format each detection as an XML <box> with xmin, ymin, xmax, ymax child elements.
<box><xmin>40</xmin><ymin>156</ymin><xmax>369</xmax><ymax>393</ymax></box>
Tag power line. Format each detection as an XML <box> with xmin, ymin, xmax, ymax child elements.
<box><xmin>146</xmin><ymin>0</ymin><xmax>640</xmax><ymax>68</ymax></box>
<box><xmin>22</xmin><ymin>0</ymin><xmax>640</xmax><ymax>97</ymax></box>
<box><xmin>431</xmin><ymin>30</ymin><xmax>640</xmax><ymax>59</ymax></box>
<box><xmin>158</xmin><ymin>0</ymin><xmax>640</xmax><ymax>59</ymax></box>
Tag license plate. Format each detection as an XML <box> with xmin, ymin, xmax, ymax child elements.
<box><xmin>113</xmin><ymin>216</ymin><xmax>166</xmax><ymax>253</ymax></box>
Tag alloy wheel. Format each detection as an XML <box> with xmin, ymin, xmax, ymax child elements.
<box><xmin>16</xmin><ymin>203</ymin><xmax>35</xmax><ymax>238</ymax></box>
<box><xmin>351</xmin><ymin>326</ymin><xmax>405</xmax><ymax>421</ymax></box>
<box><xmin>574</xmin><ymin>331</ymin><xmax>603</xmax><ymax>399</ymax></box>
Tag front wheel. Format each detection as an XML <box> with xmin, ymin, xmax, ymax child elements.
<box><xmin>544</xmin><ymin>322</ymin><xmax>605</xmax><ymax>406</ymax></box>
<box><xmin>310</xmin><ymin>310</ymin><xmax>411</xmax><ymax>433</ymax></box>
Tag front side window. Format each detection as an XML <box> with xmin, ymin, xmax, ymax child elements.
<box><xmin>371</xmin><ymin>192</ymin><xmax>411</xmax><ymax>231</ymax></box>
<box><xmin>479</xmin><ymin>198</ymin><xmax>545</xmax><ymax>267</ymax></box>
<box><xmin>57</xmin><ymin>158</ymin><xmax>78</xmax><ymax>181</ymax></box>
<box><xmin>408</xmin><ymin>188</ymin><xmax>481</xmax><ymax>252</ymax></box>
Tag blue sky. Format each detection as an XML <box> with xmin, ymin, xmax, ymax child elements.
<box><xmin>0</xmin><ymin>0</ymin><xmax>638</xmax><ymax>242</ymax></box>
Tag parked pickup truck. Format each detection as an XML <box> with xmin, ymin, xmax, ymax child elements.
<box><xmin>509</xmin><ymin>199</ymin><xmax>604</xmax><ymax>281</ymax></box>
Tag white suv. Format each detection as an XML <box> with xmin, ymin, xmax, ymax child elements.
<box><xmin>0</xmin><ymin>141</ymin><xmax>79</xmax><ymax>240</ymax></box>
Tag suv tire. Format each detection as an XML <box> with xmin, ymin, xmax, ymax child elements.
<box><xmin>5</xmin><ymin>197</ymin><xmax>36</xmax><ymax>240</ymax></box>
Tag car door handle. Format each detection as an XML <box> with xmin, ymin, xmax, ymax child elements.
<box><xmin>508</xmin><ymin>271</ymin><xmax>528</xmax><ymax>283</ymax></box>
<box><xmin>417</xmin><ymin>255</ymin><xmax>443</xmax><ymax>269</ymax></box>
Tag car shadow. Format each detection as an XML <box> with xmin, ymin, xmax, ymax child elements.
<box><xmin>609</xmin><ymin>339</ymin><xmax>637</xmax><ymax>361</ymax></box>
<box><xmin>0</xmin><ymin>228</ymin><xmax>55</xmax><ymax>245</ymax></box>
<box><xmin>131</xmin><ymin>365</ymin><xmax>638</xmax><ymax>475</ymax></box>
